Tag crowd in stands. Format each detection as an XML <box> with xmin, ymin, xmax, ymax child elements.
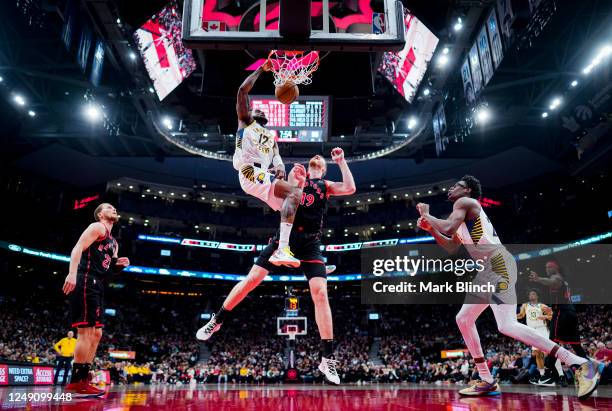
<box><xmin>1</xmin><ymin>276</ymin><xmax>610</xmax><ymax>386</ymax></box>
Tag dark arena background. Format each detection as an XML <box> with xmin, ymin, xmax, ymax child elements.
<box><xmin>1</xmin><ymin>0</ymin><xmax>611</xmax><ymax>410</ymax></box>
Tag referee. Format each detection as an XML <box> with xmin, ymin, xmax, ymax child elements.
<box><xmin>53</xmin><ymin>331</ymin><xmax>76</xmax><ymax>386</ymax></box>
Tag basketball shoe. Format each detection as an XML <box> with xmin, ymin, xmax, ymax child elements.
<box><xmin>196</xmin><ymin>313</ymin><xmax>222</xmax><ymax>341</ymax></box>
<box><xmin>574</xmin><ymin>359</ymin><xmax>604</xmax><ymax>400</ymax></box>
<box><xmin>318</xmin><ymin>357</ymin><xmax>340</xmax><ymax>385</ymax></box>
<box><xmin>458</xmin><ymin>380</ymin><xmax>501</xmax><ymax>396</ymax></box>
<box><xmin>269</xmin><ymin>246</ymin><xmax>301</xmax><ymax>268</ymax></box>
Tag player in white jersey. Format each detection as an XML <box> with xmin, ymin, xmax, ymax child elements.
<box><xmin>233</xmin><ymin>60</ymin><xmax>306</xmax><ymax>267</ymax></box>
<box><xmin>517</xmin><ymin>290</ymin><xmax>553</xmax><ymax>385</ymax></box>
<box><xmin>416</xmin><ymin>175</ymin><xmax>603</xmax><ymax>400</ymax></box>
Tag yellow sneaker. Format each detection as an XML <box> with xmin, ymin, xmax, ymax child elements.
<box><xmin>269</xmin><ymin>246</ymin><xmax>301</xmax><ymax>268</ymax></box>
<box><xmin>458</xmin><ymin>379</ymin><xmax>501</xmax><ymax>396</ymax></box>
<box><xmin>574</xmin><ymin>360</ymin><xmax>604</xmax><ymax>400</ymax></box>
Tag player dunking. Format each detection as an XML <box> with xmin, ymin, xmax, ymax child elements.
<box><xmin>416</xmin><ymin>175</ymin><xmax>603</xmax><ymax>399</ymax></box>
<box><xmin>516</xmin><ymin>290</ymin><xmax>555</xmax><ymax>385</ymax></box>
<box><xmin>197</xmin><ymin>148</ymin><xmax>356</xmax><ymax>385</ymax></box>
<box><xmin>234</xmin><ymin>59</ymin><xmax>307</xmax><ymax>268</ymax></box>
<box><xmin>62</xmin><ymin>203</ymin><xmax>130</xmax><ymax>397</ymax></box>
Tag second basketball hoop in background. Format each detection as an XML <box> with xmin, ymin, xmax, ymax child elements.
<box><xmin>275</xmin><ymin>81</ymin><xmax>299</xmax><ymax>105</ymax></box>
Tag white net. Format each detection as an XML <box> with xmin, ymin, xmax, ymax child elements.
<box><xmin>268</xmin><ymin>50</ymin><xmax>320</xmax><ymax>87</ymax></box>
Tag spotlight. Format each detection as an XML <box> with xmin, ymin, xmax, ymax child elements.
<box><xmin>162</xmin><ymin>117</ymin><xmax>173</xmax><ymax>130</ymax></box>
<box><xmin>148</xmin><ymin>87</ymin><xmax>155</xmax><ymax>94</ymax></box>
<box><xmin>549</xmin><ymin>97</ymin><xmax>562</xmax><ymax>110</ymax></box>
<box><xmin>437</xmin><ymin>54</ymin><xmax>449</xmax><ymax>67</ymax></box>
<box><xmin>407</xmin><ymin>117</ymin><xmax>418</xmax><ymax>130</ymax></box>
<box><xmin>570</xmin><ymin>80</ymin><xmax>578</xmax><ymax>87</ymax></box>
<box><xmin>84</xmin><ymin>104</ymin><xmax>102</xmax><ymax>122</ymax></box>
<box><xmin>27</xmin><ymin>110</ymin><xmax>36</xmax><ymax>117</ymax></box>
<box><xmin>13</xmin><ymin>95</ymin><xmax>26</xmax><ymax>106</ymax></box>
<box><xmin>423</xmin><ymin>88</ymin><xmax>430</xmax><ymax>96</ymax></box>
<box><xmin>475</xmin><ymin>107</ymin><xmax>491</xmax><ymax>124</ymax></box>
<box><xmin>442</xmin><ymin>47</ymin><xmax>450</xmax><ymax>55</ymax></box>
<box><xmin>453</xmin><ymin>17</ymin><xmax>463</xmax><ymax>32</ymax></box>
<box><xmin>116</xmin><ymin>18</ymin><xmax>121</xmax><ymax>24</ymax></box>
<box><xmin>0</xmin><ymin>76</ymin><xmax>3</xmax><ymax>82</ymax></box>
<box><xmin>542</xmin><ymin>112</ymin><xmax>549</xmax><ymax>118</ymax></box>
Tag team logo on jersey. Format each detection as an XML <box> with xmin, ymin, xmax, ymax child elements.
<box><xmin>256</xmin><ymin>173</ymin><xmax>266</xmax><ymax>184</ymax></box>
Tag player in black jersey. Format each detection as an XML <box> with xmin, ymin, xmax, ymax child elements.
<box><xmin>62</xmin><ymin>203</ymin><xmax>130</xmax><ymax>397</ymax></box>
<box><xmin>197</xmin><ymin>148</ymin><xmax>355</xmax><ymax>385</ymax></box>
<box><xmin>530</xmin><ymin>260</ymin><xmax>586</xmax><ymax>386</ymax></box>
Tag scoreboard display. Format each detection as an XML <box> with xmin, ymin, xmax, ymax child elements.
<box><xmin>251</xmin><ymin>96</ymin><xmax>330</xmax><ymax>142</ymax></box>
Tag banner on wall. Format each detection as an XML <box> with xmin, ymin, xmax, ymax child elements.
<box><xmin>497</xmin><ymin>0</ymin><xmax>515</xmax><ymax>44</ymax></box>
<box><xmin>477</xmin><ymin>26</ymin><xmax>494</xmax><ymax>86</ymax></box>
<box><xmin>468</xmin><ymin>44</ymin><xmax>483</xmax><ymax>96</ymax></box>
<box><xmin>461</xmin><ymin>57</ymin><xmax>475</xmax><ymax>105</ymax></box>
<box><xmin>487</xmin><ymin>9</ymin><xmax>504</xmax><ymax>69</ymax></box>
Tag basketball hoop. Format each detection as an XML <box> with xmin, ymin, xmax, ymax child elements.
<box><xmin>285</xmin><ymin>324</ymin><xmax>299</xmax><ymax>341</ymax></box>
<box><xmin>268</xmin><ymin>50</ymin><xmax>320</xmax><ymax>87</ymax></box>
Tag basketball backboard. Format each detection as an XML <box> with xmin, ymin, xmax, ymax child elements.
<box><xmin>182</xmin><ymin>0</ymin><xmax>405</xmax><ymax>52</ymax></box>
<box><xmin>277</xmin><ymin>316</ymin><xmax>307</xmax><ymax>337</ymax></box>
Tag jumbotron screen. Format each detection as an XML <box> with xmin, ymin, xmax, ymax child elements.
<box><xmin>250</xmin><ymin>96</ymin><xmax>330</xmax><ymax>142</ymax></box>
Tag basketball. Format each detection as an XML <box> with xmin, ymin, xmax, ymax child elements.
<box><xmin>275</xmin><ymin>82</ymin><xmax>299</xmax><ymax>105</ymax></box>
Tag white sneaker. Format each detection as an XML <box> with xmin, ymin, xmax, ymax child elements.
<box><xmin>196</xmin><ymin>314</ymin><xmax>221</xmax><ymax>341</ymax></box>
<box><xmin>325</xmin><ymin>265</ymin><xmax>336</xmax><ymax>274</ymax></box>
<box><xmin>318</xmin><ymin>357</ymin><xmax>340</xmax><ymax>385</ymax></box>
<box><xmin>269</xmin><ymin>246</ymin><xmax>301</xmax><ymax>268</ymax></box>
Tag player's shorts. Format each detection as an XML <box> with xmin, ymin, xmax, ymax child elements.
<box><xmin>255</xmin><ymin>230</ymin><xmax>326</xmax><ymax>280</ymax></box>
<box><xmin>531</xmin><ymin>327</ymin><xmax>550</xmax><ymax>350</ymax></box>
<box><xmin>70</xmin><ymin>273</ymin><xmax>105</xmax><ymax>328</ymax></box>
<box><xmin>464</xmin><ymin>249</ymin><xmax>517</xmax><ymax>305</ymax></box>
<box><xmin>238</xmin><ymin>163</ymin><xmax>284</xmax><ymax>211</ymax></box>
<box><xmin>550</xmin><ymin>308</ymin><xmax>581</xmax><ymax>344</ymax></box>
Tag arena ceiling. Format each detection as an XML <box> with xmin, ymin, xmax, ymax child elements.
<box><xmin>0</xmin><ymin>0</ymin><xmax>611</xmax><ymax>189</ymax></box>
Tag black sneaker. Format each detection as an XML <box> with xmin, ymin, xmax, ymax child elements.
<box><xmin>560</xmin><ymin>375</ymin><xmax>568</xmax><ymax>387</ymax></box>
<box><xmin>536</xmin><ymin>374</ymin><xmax>556</xmax><ymax>387</ymax></box>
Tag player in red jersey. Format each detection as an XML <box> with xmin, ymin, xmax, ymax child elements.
<box><xmin>62</xmin><ymin>203</ymin><xmax>130</xmax><ymax>397</ymax></box>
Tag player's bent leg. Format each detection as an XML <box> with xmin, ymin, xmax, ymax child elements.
<box><xmin>269</xmin><ymin>179</ymin><xmax>302</xmax><ymax>267</ymax></box>
<box><xmin>308</xmin><ymin>276</ymin><xmax>340</xmax><ymax>385</ymax></box>
<box><xmin>197</xmin><ymin>265</ymin><xmax>269</xmax><ymax>341</ymax></box>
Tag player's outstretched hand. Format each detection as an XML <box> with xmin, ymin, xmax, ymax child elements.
<box><xmin>116</xmin><ymin>257</ymin><xmax>130</xmax><ymax>267</ymax></box>
<box><xmin>63</xmin><ymin>273</ymin><xmax>77</xmax><ymax>295</ymax></box>
<box><xmin>261</xmin><ymin>59</ymin><xmax>273</xmax><ymax>72</ymax></box>
<box><xmin>528</xmin><ymin>271</ymin><xmax>540</xmax><ymax>282</ymax></box>
<box><xmin>331</xmin><ymin>147</ymin><xmax>344</xmax><ymax>163</ymax></box>
<box><xmin>416</xmin><ymin>202</ymin><xmax>430</xmax><ymax>216</ymax></box>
